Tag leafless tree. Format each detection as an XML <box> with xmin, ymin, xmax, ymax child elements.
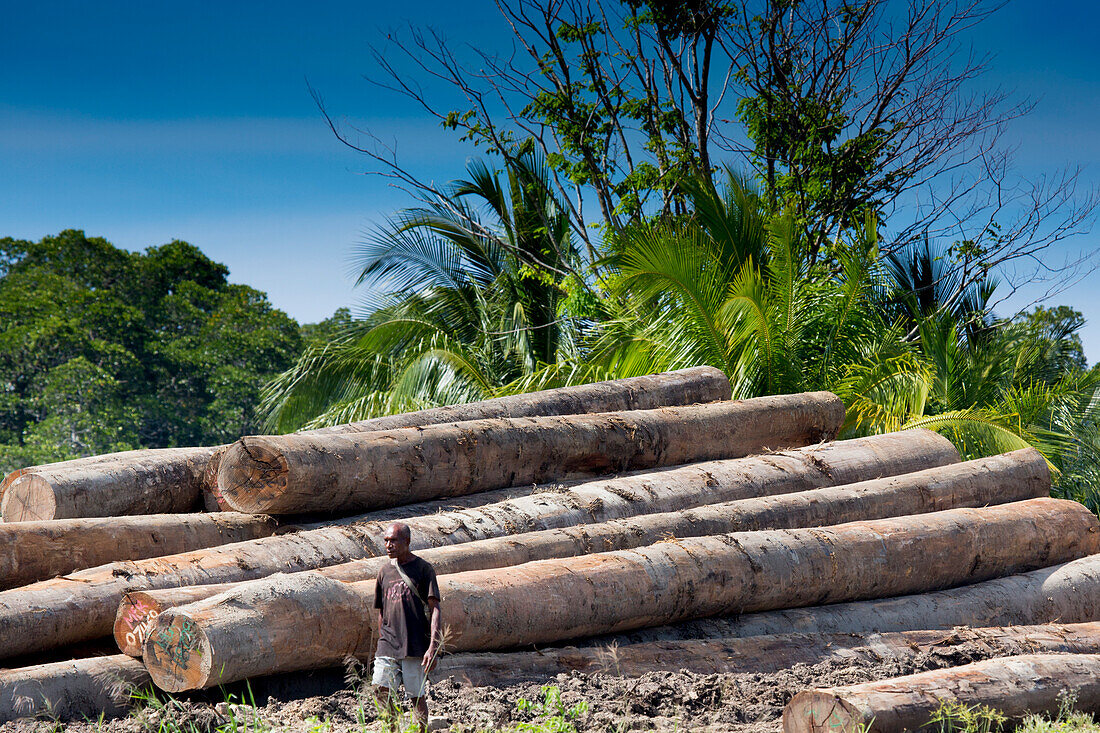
<box><xmin>318</xmin><ymin>0</ymin><xmax>1096</xmax><ymax>304</ymax></box>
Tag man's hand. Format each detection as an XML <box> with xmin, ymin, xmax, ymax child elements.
<box><xmin>422</xmin><ymin>644</ymin><xmax>439</xmax><ymax>673</ymax></box>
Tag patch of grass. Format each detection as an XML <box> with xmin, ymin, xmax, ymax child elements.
<box><xmin>511</xmin><ymin>685</ymin><xmax>589</xmax><ymax>733</ymax></box>
<box><xmin>927</xmin><ymin>692</ymin><xmax>1100</xmax><ymax>733</ymax></box>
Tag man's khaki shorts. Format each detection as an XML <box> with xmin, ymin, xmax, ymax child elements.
<box><xmin>372</xmin><ymin>655</ymin><xmax>427</xmax><ymax>698</ymax></box>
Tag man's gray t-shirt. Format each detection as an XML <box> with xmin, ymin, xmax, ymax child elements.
<box><xmin>374</xmin><ymin>556</ymin><xmax>440</xmax><ymax>659</ymax></box>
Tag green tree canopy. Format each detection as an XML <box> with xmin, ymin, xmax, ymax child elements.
<box><xmin>0</xmin><ymin>230</ymin><xmax>302</xmax><ymax>473</ymax></box>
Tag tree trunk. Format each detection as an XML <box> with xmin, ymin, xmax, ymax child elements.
<box><xmin>142</xmin><ymin>499</ymin><xmax>1099</xmax><ymax>690</ymax></box>
<box><xmin>198</xmin><ymin>367</ymin><xmax>734</xmax><ymax>511</ymax></box>
<box><xmin>0</xmin><ymin>430</ymin><xmax>953</xmax><ymax>662</ymax></box>
<box><xmin>300</xmin><ymin>429</ymin><xmax>957</xmax><ymax>544</ymax></box>
<box><xmin>0</xmin><ymin>513</ymin><xmax>277</xmax><ymax>590</ymax></box>
<box><xmin>1</xmin><ymin>447</ymin><xmax>219</xmax><ymax>522</ymax></box>
<box><xmin>217</xmin><ymin>392</ymin><xmax>846</xmax><ymax>515</ymax></box>
<box><xmin>784</xmin><ymin>653</ymin><xmax>1100</xmax><ymax>733</ymax></box>
<box><xmin>307</xmin><ymin>366</ymin><xmax>734</xmax><ymax>434</ymax></box>
<box><xmin>0</xmin><ymin>655</ymin><xmax>150</xmax><ymax>723</ymax></box>
<box><xmin>437</xmin><ymin>621</ymin><xmax>1100</xmax><ymax>687</ymax></box>
<box><xmin>7</xmin><ymin>368</ymin><xmax>732</xmax><ymax>519</ymax></box>
<box><xmin>114</xmin><ymin>447</ymin><xmax>1041</xmax><ymax>656</ymax></box>
<box><xmin>609</xmin><ymin>552</ymin><xmax>1100</xmax><ymax>645</ymax></box>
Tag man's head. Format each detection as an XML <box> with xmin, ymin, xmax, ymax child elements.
<box><xmin>383</xmin><ymin>522</ymin><xmax>412</xmax><ymax>560</ymax></box>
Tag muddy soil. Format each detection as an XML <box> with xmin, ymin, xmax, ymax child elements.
<box><xmin>0</xmin><ymin>637</ymin><xmax>1014</xmax><ymax>733</ymax></box>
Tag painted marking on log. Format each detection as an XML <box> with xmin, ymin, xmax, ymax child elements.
<box><xmin>125</xmin><ymin>610</ymin><xmax>159</xmax><ymax>649</ymax></box>
<box><xmin>121</xmin><ymin>599</ymin><xmax>154</xmax><ymax>624</ymax></box>
<box><xmin>153</xmin><ymin>617</ymin><xmax>201</xmax><ymax>671</ymax></box>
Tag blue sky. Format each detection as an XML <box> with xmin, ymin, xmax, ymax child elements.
<box><xmin>4</xmin><ymin>1</ymin><xmax>1100</xmax><ymax>359</ymax></box>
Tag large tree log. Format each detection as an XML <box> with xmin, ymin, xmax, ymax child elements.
<box><xmin>0</xmin><ymin>431</ymin><xmax>951</xmax><ymax>662</ymax></box>
<box><xmin>785</xmin><ymin>653</ymin><xmax>1100</xmax><ymax>733</ymax></box>
<box><xmin>0</xmin><ymin>513</ymin><xmax>277</xmax><ymax>590</ymax></box>
<box><xmin>142</xmin><ymin>499</ymin><xmax>1098</xmax><ymax>691</ymax></box>
<box><xmin>437</xmin><ymin>621</ymin><xmax>1100</xmax><ymax>687</ymax></box>
<box><xmin>309</xmin><ymin>366</ymin><xmax>733</xmax><ymax>434</ymax></box>
<box><xmin>609</xmin><ymin>553</ymin><xmax>1100</xmax><ymax>645</ymax></box>
<box><xmin>217</xmin><ymin>392</ymin><xmax>846</xmax><ymax>515</ymax></box>
<box><xmin>198</xmin><ymin>366</ymin><xmax>736</xmax><ymax>510</ymax></box>
<box><xmin>0</xmin><ymin>655</ymin><xmax>150</xmax><ymax>723</ymax></box>
<box><xmin>6</xmin><ymin>368</ymin><xmax>732</xmax><ymax>516</ymax></box>
<box><xmin>114</xmin><ymin>447</ymin><xmax>1043</xmax><ymax>656</ymax></box>
<box><xmin>2</xmin><ymin>446</ymin><xmax>219</xmax><ymax>522</ymax></box>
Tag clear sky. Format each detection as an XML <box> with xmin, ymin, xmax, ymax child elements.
<box><xmin>4</xmin><ymin>2</ymin><xmax>1100</xmax><ymax>358</ymax></box>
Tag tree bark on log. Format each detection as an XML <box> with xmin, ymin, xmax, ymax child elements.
<box><xmin>142</xmin><ymin>499</ymin><xmax>1099</xmax><ymax>690</ymax></box>
<box><xmin>0</xmin><ymin>431</ymin><xmax>953</xmax><ymax>662</ymax></box>
<box><xmin>197</xmin><ymin>367</ymin><xmax>735</xmax><ymax>511</ymax></box>
<box><xmin>114</xmin><ymin>447</ymin><xmax>1042</xmax><ymax>656</ymax></box>
<box><xmin>297</xmin><ymin>429</ymin><xmax>957</xmax><ymax>542</ymax></box>
<box><xmin>2</xmin><ymin>447</ymin><xmax>219</xmax><ymax>522</ymax></box>
<box><xmin>784</xmin><ymin>653</ymin><xmax>1100</xmax><ymax>733</ymax></box>
<box><xmin>217</xmin><ymin>392</ymin><xmax>846</xmax><ymax>515</ymax></box>
<box><xmin>436</xmin><ymin>621</ymin><xmax>1100</xmax><ymax>687</ymax></box>
<box><xmin>0</xmin><ymin>513</ymin><xmax>277</xmax><ymax>590</ymax></box>
<box><xmin>307</xmin><ymin>366</ymin><xmax>733</xmax><ymax>435</ymax></box>
<box><xmin>0</xmin><ymin>655</ymin><xmax>150</xmax><ymax>723</ymax></box>
<box><xmin>609</xmin><ymin>552</ymin><xmax>1100</xmax><ymax>645</ymax></box>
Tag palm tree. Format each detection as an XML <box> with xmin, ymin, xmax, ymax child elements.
<box><xmin>258</xmin><ymin>154</ymin><xmax>580</xmax><ymax>431</ymax></box>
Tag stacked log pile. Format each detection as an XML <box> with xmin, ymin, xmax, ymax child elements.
<box><xmin>2</xmin><ymin>367</ymin><xmax>1099</xmax><ymax>729</ymax></box>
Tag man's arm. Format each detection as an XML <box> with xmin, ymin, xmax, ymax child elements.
<box><xmin>421</xmin><ymin>598</ymin><xmax>442</xmax><ymax>672</ymax></box>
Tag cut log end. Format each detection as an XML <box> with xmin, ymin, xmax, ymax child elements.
<box><xmin>217</xmin><ymin>439</ymin><xmax>288</xmax><ymax>514</ymax></box>
<box><xmin>783</xmin><ymin>691</ymin><xmax>866</xmax><ymax>733</ymax></box>
<box><xmin>0</xmin><ymin>474</ymin><xmax>56</xmax><ymax>522</ymax></box>
<box><xmin>142</xmin><ymin>612</ymin><xmax>211</xmax><ymax>692</ymax></box>
<box><xmin>114</xmin><ymin>592</ymin><xmax>165</xmax><ymax>657</ymax></box>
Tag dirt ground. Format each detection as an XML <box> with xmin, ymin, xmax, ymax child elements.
<box><xmin>0</xmin><ymin>638</ymin><xmax>1010</xmax><ymax>733</ymax></box>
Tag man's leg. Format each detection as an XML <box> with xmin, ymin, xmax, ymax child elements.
<box><xmin>411</xmin><ymin>696</ymin><xmax>428</xmax><ymax>731</ymax></box>
<box><xmin>401</xmin><ymin>657</ymin><xmax>430</xmax><ymax>732</ymax></box>
<box><xmin>371</xmin><ymin>657</ymin><xmax>403</xmax><ymax>729</ymax></box>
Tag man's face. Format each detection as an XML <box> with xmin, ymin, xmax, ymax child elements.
<box><xmin>383</xmin><ymin>525</ymin><xmax>410</xmax><ymax>558</ymax></box>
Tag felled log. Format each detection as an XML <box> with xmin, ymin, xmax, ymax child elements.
<box><xmin>784</xmin><ymin>653</ymin><xmax>1100</xmax><ymax>733</ymax></box>
<box><xmin>217</xmin><ymin>392</ymin><xmax>846</xmax><ymax>514</ymax></box>
<box><xmin>197</xmin><ymin>366</ymin><xmax>736</xmax><ymax>510</ymax></box>
<box><xmin>307</xmin><ymin>428</ymin><xmax>957</xmax><ymax>544</ymax></box>
<box><xmin>114</xmin><ymin>447</ymin><xmax>1043</xmax><ymax>656</ymax></box>
<box><xmin>0</xmin><ymin>513</ymin><xmax>277</xmax><ymax>590</ymax></box>
<box><xmin>0</xmin><ymin>655</ymin><xmax>150</xmax><ymax>723</ymax></box>
<box><xmin>437</xmin><ymin>621</ymin><xmax>1100</xmax><ymax>686</ymax></box>
<box><xmin>142</xmin><ymin>499</ymin><xmax>1099</xmax><ymax>690</ymax></box>
<box><xmin>611</xmin><ymin>551</ymin><xmax>1100</xmax><ymax>645</ymax></box>
<box><xmin>0</xmin><ymin>431</ymin><xmax>948</xmax><ymax>662</ymax></box>
<box><xmin>309</xmin><ymin>366</ymin><xmax>733</xmax><ymax>434</ymax></box>
<box><xmin>2</xmin><ymin>446</ymin><xmax>219</xmax><ymax>522</ymax></box>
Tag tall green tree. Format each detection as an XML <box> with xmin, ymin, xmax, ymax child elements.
<box><xmin>0</xmin><ymin>231</ymin><xmax>302</xmax><ymax>473</ymax></box>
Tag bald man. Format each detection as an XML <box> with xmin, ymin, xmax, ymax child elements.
<box><xmin>372</xmin><ymin>522</ymin><xmax>442</xmax><ymax>732</ymax></box>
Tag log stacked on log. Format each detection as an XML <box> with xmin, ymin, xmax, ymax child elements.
<box><xmin>113</xmin><ymin>446</ymin><xmax>1045</xmax><ymax>656</ymax></box>
<box><xmin>214</xmin><ymin>391</ymin><xmax>845</xmax><ymax>515</ymax></box>
<box><xmin>2</xmin><ymin>447</ymin><xmax>219</xmax><ymax>522</ymax></box>
<box><xmin>142</xmin><ymin>499</ymin><xmax>1099</xmax><ymax>690</ymax></box>
<box><xmin>0</xmin><ymin>429</ymin><xmax>947</xmax><ymax>662</ymax></box>
<box><xmin>0</xmin><ymin>513</ymin><xmax>277</xmax><ymax>590</ymax></box>
<box><xmin>5</xmin><ymin>367</ymin><xmax>732</xmax><ymax>520</ymax></box>
<box><xmin>3</xmin><ymin>371</ymin><xmax>1100</xmax><ymax>726</ymax></box>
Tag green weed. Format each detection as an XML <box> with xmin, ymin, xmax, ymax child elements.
<box><xmin>511</xmin><ymin>685</ymin><xmax>589</xmax><ymax>733</ymax></box>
